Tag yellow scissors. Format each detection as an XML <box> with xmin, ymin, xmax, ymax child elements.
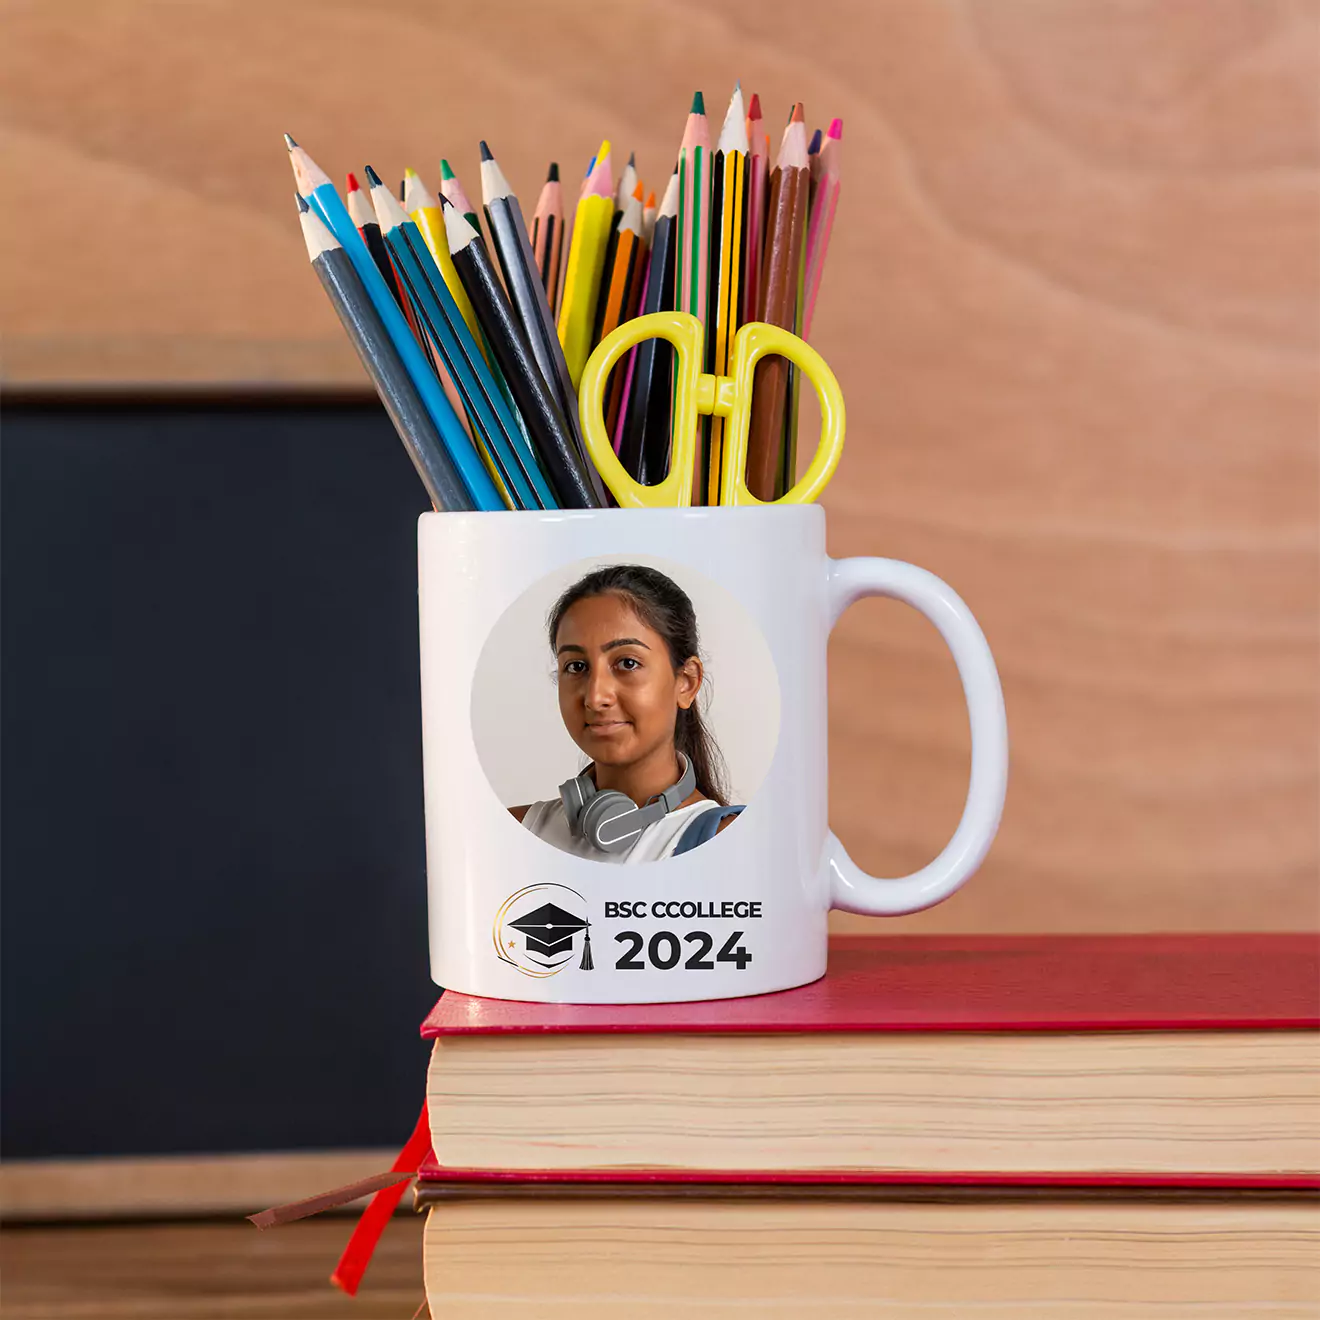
<box><xmin>577</xmin><ymin>312</ymin><xmax>846</xmax><ymax>508</ymax></box>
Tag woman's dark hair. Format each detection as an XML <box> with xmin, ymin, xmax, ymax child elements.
<box><xmin>548</xmin><ymin>565</ymin><xmax>730</xmax><ymax>805</ymax></box>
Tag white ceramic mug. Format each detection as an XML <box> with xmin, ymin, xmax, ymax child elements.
<box><xmin>419</xmin><ymin>504</ymin><xmax>1007</xmax><ymax>1004</ymax></box>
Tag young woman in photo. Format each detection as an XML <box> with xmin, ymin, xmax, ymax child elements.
<box><xmin>511</xmin><ymin>564</ymin><xmax>743</xmax><ymax>862</ymax></box>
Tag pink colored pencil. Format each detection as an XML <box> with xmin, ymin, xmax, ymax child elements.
<box><xmin>801</xmin><ymin>117</ymin><xmax>842</xmax><ymax>341</ymax></box>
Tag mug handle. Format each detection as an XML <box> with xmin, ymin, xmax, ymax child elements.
<box><xmin>826</xmin><ymin>557</ymin><xmax>1009</xmax><ymax>914</ymax></box>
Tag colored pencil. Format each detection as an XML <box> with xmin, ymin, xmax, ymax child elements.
<box><xmin>286</xmin><ymin>136</ymin><xmax>501</xmax><ymax>511</ymax></box>
<box><xmin>595</xmin><ymin>183</ymin><xmax>648</xmax><ymax>437</ymax></box>
<box><xmin>349</xmin><ymin>171</ymin><xmax>476</xmax><ymax>433</ymax></box>
<box><xmin>478</xmin><ymin>142</ymin><xmax>605</xmax><ymax>505</ymax></box>
<box><xmin>617</xmin><ymin>171</ymin><xmax>678</xmax><ymax>486</ymax></box>
<box><xmin>530</xmin><ymin>163</ymin><xmax>564</xmax><ymax>300</ymax></box>
<box><xmin>746</xmin><ymin>104</ymin><xmax>810</xmax><ymax>502</ymax></box>
<box><xmin>641</xmin><ymin>189</ymin><xmax>657</xmax><ymax>246</ymax></box>
<box><xmin>446</xmin><ymin>199</ymin><xmax>599</xmax><ymax>510</ymax></box>
<box><xmin>675</xmin><ymin>92</ymin><xmax>712</xmax><ymax>499</ymax></box>
<box><xmin>782</xmin><ymin>123</ymin><xmax>823</xmax><ymax>496</ymax></box>
<box><xmin>594</xmin><ymin>183</ymin><xmax>645</xmax><ymax>346</ymax></box>
<box><xmin>369</xmin><ymin>174</ymin><xmax>555</xmax><ymax>511</ymax></box>
<box><xmin>439</xmin><ymin>158</ymin><xmax>482</xmax><ymax>234</ymax></box>
<box><xmin>801</xmin><ymin>117</ymin><xmax>842</xmax><ymax>341</ymax></box>
<box><xmin>555</xmin><ymin>150</ymin><xmax>596</xmax><ymax>317</ymax></box>
<box><xmin>298</xmin><ymin>196</ymin><xmax>470</xmax><ymax>512</ymax></box>
<box><xmin>707</xmin><ymin>83</ymin><xmax>749</xmax><ymax>504</ymax></box>
<box><xmin>557</xmin><ymin>142</ymin><xmax>615</xmax><ymax>389</ymax></box>
<box><xmin>614</xmin><ymin>152</ymin><xmax>638</xmax><ymax>220</ymax></box>
<box><xmin>401</xmin><ymin>167</ymin><xmax>483</xmax><ymax>348</ymax></box>
<box><xmin>403</xmin><ymin>163</ymin><xmax>534</xmax><ymax>463</ymax></box>
<box><xmin>743</xmin><ymin>92</ymin><xmax>769</xmax><ymax>325</ymax></box>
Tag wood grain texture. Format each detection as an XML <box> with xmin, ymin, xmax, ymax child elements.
<box><xmin>1</xmin><ymin>0</ymin><xmax>1315</xmax><ymax>931</ymax></box>
<box><xmin>0</xmin><ymin>1218</ymin><xmax>426</xmax><ymax>1319</ymax></box>
<box><xmin>1</xmin><ymin>1150</ymin><xmax>399</xmax><ymax>1222</ymax></box>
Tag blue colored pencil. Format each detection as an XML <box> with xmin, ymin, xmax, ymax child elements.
<box><xmin>286</xmin><ymin>135</ymin><xmax>504</xmax><ymax>512</ymax></box>
<box><xmin>367</xmin><ymin>171</ymin><xmax>558</xmax><ymax>512</ymax></box>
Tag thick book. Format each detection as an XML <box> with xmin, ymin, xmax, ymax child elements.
<box><xmin>421</xmin><ymin>933</ymin><xmax>1320</xmax><ymax>1183</ymax></box>
<box><xmin>415</xmin><ymin>1181</ymin><xmax>1319</xmax><ymax>1319</ymax></box>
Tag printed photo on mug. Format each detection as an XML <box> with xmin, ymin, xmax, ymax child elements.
<box><xmin>471</xmin><ymin>554</ymin><xmax>781</xmax><ymax>865</ymax></box>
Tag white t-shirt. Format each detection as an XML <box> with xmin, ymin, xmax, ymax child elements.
<box><xmin>520</xmin><ymin>798</ymin><xmax>725</xmax><ymax>864</ymax></box>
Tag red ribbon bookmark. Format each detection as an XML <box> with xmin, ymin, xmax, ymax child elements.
<box><xmin>331</xmin><ymin>1100</ymin><xmax>431</xmax><ymax>1296</ymax></box>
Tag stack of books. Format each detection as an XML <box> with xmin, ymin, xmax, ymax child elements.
<box><xmin>414</xmin><ymin>934</ymin><xmax>1318</xmax><ymax>1316</ymax></box>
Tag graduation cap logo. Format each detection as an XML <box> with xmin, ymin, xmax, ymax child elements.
<box><xmin>492</xmin><ymin>883</ymin><xmax>594</xmax><ymax>978</ymax></box>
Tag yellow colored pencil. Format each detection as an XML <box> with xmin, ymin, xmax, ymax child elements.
<box><xmin>557</xmin><ymin>142</ymin><xmax>615</xmax><ymax>389</ymax></box>
<box><xmin>707</xmin><ymin>83</ymin><xmax>748</xmax><ymax>504</ymax></box>
<box><xmin>403</xmin><ymin>168</ymin><xmax>483</xmax><ymax>348</ymax></box>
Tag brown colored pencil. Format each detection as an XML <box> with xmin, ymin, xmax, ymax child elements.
<box><xmin>746</xmin><ymin>103</ymin><xmax>810</xmax><ymax>502</ymax></box>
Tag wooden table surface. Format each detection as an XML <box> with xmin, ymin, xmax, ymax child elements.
<box><xmin>0</xmin><ymin>1218</ymin><xmax>427</xmax><ymax>1320</ymax></box>
<box><xmin>1</xmin><ymin>0</ymin><xmax>1315</xmax><ymax>934</ymax></box>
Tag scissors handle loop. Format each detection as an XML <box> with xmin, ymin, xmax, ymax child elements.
<box><xmin>578</xmin><ymin>312</ymin><xmax>846</xmax><ymax>509</ymax></box>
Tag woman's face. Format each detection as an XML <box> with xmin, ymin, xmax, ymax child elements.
<box><xmin>554</xmin><ymin>593</ymin><xmax>701</xmax><ymax>771</ymax></box>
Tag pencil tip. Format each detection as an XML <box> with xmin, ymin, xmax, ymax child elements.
<box><xmin>808</xmin><ymin>128</ymin><xmax>822</xmax><ymax>154</ymax></box>
<box><xmin>628</xmin><ymin>150</ymin><xmax>635</xmax><ymax>166</ymax></box>
<box><xmin>645</xmin><ymin>189</ymin><xmax>656</xmax><ymax>207</ymax></box>
<box><xmin>691</xmin><ymin>91</ymin><xmax>705</xmax><ymax>115</ymax></box>
<box><xmin>363</xmin><ymin>164</ymin><xmax>383</xmax><ymax>187</ymax></box>
<box><xmin>748</xmin><ymin>92</ymin><xmax>761</xmax><ymax>118</ymax></box>
<box><xmin>440</xmin><ymin>159</ymin><xmax>455</xmax><ymax>180</ymax></box>
<box><xmin>548</xmin><ymin>162</ymin><xmax>559</xmax><ymax>181</ymax></box>
<box><xmin>439</xmin><ymin>193</ymin><xmax>452</xmax><ymax>209</ymax></box>
<box><xmin>404</xmin><ymin>166</ymin><xmax>418</xmax><ymax>178</ymax></box>
<box><xmin>295</xmin><ymin>192</ymin><xmax>308</xmax><ymax>213</ymax></box>
<box><xmin>828</xmin><ymin>117</ymin><xmax>843</xmax><ymax>140</ymax></box>
<box><xmin>632</xmin><ymin>180</ymin><xmax>644</xmax><ymax>200</ymax></box>
<box><xmin>283</xmin><ymin>132</ymin><xmax>298</xmax><ymax>150</ymax></box>
<box><xmin>790</xmin><ymin>101</ymin><xmax>805</xmax><ymax>124</ymax></box>
<box><xmin>479</xmin><ymin>140</ymin><xmax>493</xmax><ymax>161</ymax></box>
<box><xmin>345</xmin><ymin>171</ymin><xmax>359</xmax><ymax>192</ymax></box>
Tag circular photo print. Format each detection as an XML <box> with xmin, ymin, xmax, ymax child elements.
<box><xmin>471</xmin><ymin>555</ymin><xmax>780</xmax><ymax>865</ymax></box>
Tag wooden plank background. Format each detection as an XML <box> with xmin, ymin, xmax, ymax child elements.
<box><xmin>1</xmin><ymin>0</ymin><xmax>1316</xmax><ymax>932</ymax></box>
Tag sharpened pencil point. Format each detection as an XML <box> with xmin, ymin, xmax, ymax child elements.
<box><xmin>404</xmin><ymin>166</ymin><xmax>419</xmax><ymax>178</ymax></box>
<box><xmin>439</xmin><ymin>159</ymin><xmax>455</xmax><ymax>180</ymax></box>
<box><xmin>632</xmin><ymin>180</ymin><xmax>644</xmax><ymax>200</ymax></box>
<box><xmin>628</xmin><ymin>151</ymin><xmax>635</xmax><ymax>166</ymax></box>
<box><xmin>548</xmin><ymin>162</ymin><xmax>559</xmax><ymax>181</ymax></box>
<box><xmin>345</xmin><ymin>172</ymin><xmax>359</xmax><ymax>192</ymax></box>
<box><xmin>828</xmin><ymin>117</ymin><xmax>843</xmax><ymax>140</ymax></box>
<box><xmin>479</xmin><ymin>141</ymin><xmax>493</xmax><ymax>162</ymax></box>
<box><xmin>808</xmin><ymin>128</ymin><xmax>823</xmax><ymax>155</ymax></box>
<box><xmin>691</xmin><ymin>91</ymin><xmax>705</xmax><ymax>115</ymax></box>
<box><xmin>790</xmin><ymin>101</ymin><xmax>805</xmax><ymax>124</ymax></box>
<box><xmin>438</xmin><ymin>193</ymin><xmax>451</xmax><ymax>208</ymax></box>
<box><xmin>295</xmin><ymin>192</ymin><xmax>308</xmax><ymax>213</ymax></box>
<box><xmin>363</xmin><ymin>164</ymin><xmax>384</xmax><ymax>187</ymax></box>
<box><xmin>283</xmin><ymin>132</ymin><xmax>298</xmax><ymax>150</ymax></box>
<box><xmin>748</xmin><ymin>93</ymin><xmax>762</xmax><ymax>119</ymax></box>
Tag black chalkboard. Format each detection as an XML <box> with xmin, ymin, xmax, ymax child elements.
<box><xmin>2</xmin><ymin>395</ymin><xmax>439</xmax><ymax>1158</ymax></box>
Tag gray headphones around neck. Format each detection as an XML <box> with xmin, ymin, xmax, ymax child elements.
<box><xmin>559</xmin><ymin>754</ymin><xmax>697</xmax><ymax>854</ymax></box>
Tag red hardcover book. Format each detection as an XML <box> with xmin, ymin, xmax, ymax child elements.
<box><xmin>422</xmin><ymin>933</ymin><xmax>1320</xmax><ymax>1037</ymax></box>
<box><xmin>419</xmin><ymin>934</ymin><xmax>1319</xmax><ymax>1189</ymax></box>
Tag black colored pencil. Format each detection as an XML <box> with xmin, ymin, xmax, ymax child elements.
<box><xmin>297</xmin><ymin>195</ymin><xmax>470</xmax><ymax>512</ymax></box>
<box><xmin>478</xmin><ymin>141</ymin><xmax>605</xmax><ymax>506</ymax></box>
<box><xmin>443</xmin><ymin>199</ymin><xmax>600</xmax><ymax>509</ymax></box>
<box><xmin>618</xmin><ymin>171</ymin><xmax>678</xmax><ymax>485</ymax></box>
